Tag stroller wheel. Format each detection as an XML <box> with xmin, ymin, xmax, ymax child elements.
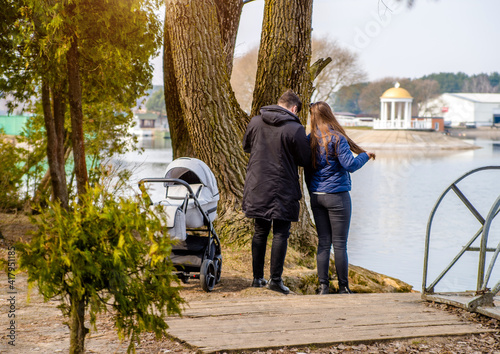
<box><xmin>200</xmin><ymin>259</ymin><xmax>216</xmax><ymax>292</ymax></box>
<box><xmin>215</xmin><ymin>256</ymin><xmax>222</xmax><ymax>284</ymax></box>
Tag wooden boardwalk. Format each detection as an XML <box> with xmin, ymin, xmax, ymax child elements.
<box><xmin>166</xmin><ymin>293</ymin><xmax>496</xmax><ymax>353</ymax></box>
<box><xmin>423</xmin><ymin>293</ymin><xmax>500</xmax><ymax>320</ymax></box>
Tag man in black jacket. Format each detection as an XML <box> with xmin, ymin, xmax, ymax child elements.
<box><xmin>242</xmin><ymin>89</ymin><xmax>311</xmax><ymax>294</ymax></box>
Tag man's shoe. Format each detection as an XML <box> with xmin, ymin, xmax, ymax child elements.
<box><xmin>251</xmin><ymin>278</ymin><xmax>268</xmax><ymax>287</ymax></box>
<box><xmin>268</xmin><ymin>279</ymin><xmax>290</xmax><ymax>294</ymax></box>
<box><xmin>339</xmin><ymin>286</ymin><xmax>353</xmax><ymax>294</ymax></box>
<box><xmin>319</xmin><ymin>283</ymin><xmax>329</xmax><ymax>295</ymax></box>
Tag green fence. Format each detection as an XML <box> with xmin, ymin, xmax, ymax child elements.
<box><xmin>0</xmin><ymin>115</ymin><xmax>29</xmax><ymax>135</ymax></box>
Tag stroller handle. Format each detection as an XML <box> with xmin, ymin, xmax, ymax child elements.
<box><xmin>138</xmin><ymin>178</ymin><xmax>198</xmax><ymax>206</ymax></box>
<box><xmin>138</xmin><ymin>178</ymin><xmax>196</xmax><ymax>195</ymax></box>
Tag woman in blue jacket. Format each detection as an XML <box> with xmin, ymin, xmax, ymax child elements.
<box><xmin>307</xmin><ymin>101</ymin><xmax>375</xmax><ymax>295</ymax></box>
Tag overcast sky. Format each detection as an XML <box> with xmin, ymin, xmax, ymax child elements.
<box><xmin>153</xmin><ymin>0</ymin><xmax>499</xmax><ymax>84</ymax></box>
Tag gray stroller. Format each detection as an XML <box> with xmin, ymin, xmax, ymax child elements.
<box><xmin>139</xmin><ymin>157</ymin><xmax>222</xmax><ymax>292</ymax></box>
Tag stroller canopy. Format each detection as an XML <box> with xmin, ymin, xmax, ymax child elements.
<box><xmin>164</xmin><ymin>157</ymin><xmax>219</xmax><ymax>199</ymax></box>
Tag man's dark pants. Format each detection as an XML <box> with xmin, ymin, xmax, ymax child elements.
<box><xmin>252</xmin><ymin>218</ymin><xmax>291</xmax><ymax>281</ymax></box>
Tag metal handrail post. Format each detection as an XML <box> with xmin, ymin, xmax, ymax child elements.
<box><xmin>481</xmin><ymin>196</ymin><xmax>500</xmax><ymax>291</ymax></box>
<box><xmin>423</xmin><ymin>183</ymin><xmax>452</xmax><ymax>293</ymax></box>
<box><xmin>492</xmin><ymin>280</ymin><xmax>500</xmax><ymax>295</ymax></box>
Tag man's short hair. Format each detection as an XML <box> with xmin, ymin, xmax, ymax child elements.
<box><xmin>278</xmin><ymin>89</ymin><xmax>302</xmax><ymax>114</ymax></box>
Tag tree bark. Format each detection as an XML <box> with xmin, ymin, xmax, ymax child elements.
<box><xmin>164</xmin><ymin>0</ymin><xmax>251</xmax><ymax>241</ymax></box>
<box><xmin>251</xmin><ymin>0</ymin><xmax>317</xmax><ymax>254</ymax></box>
<box><xmin>66</xmin><ymin>34</ymin><xmax>88</xmax><ymax>196</ymax></box>
<box><xmin>52</xmin><ymin>84</ymin><xmax>67</xmax><ymax>177</ymax></box>
<box><xmin>251</xmin><ymin>0</ymin><xmax>314</xmax><ymax>119</ymax></box>
<box><xmin>215</xmin><ymin>0</ymin><xmax>244</xmax><ymax>74</ymax></box>
<box><xmin>69</xmin><ymin>296</ymin><xmax>86</xmax><ymax>354</ymax></box>
<box><xmin>163</xmin><ymin>28</ymin><xmax>195</xmax><ymax>159</ymax></box>
<box><xmin>163</xmin><ymin>0</ymin><xmax>243</xmax><ymax>159</ymax></box>
<box><xmin>41</xmin><ymin>79</ymin><xmax>69</xmax><ymax>209</ymax></box>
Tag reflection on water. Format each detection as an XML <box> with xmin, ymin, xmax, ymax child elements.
<box><xmin>114</xmin><ymin>136</ymin><xmax>500</xmax><ymax>292</ymax></box>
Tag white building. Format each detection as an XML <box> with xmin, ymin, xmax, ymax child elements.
<box><xmin>419</xmin><ymin>93</ymin><xmax>500</xmax><ymax>127</ymax></box>
<box><xmin>335</xmin><ymin>112</ymin><xmax>374</xmax><ymax>128</ymax></box>
<box><xmin>374</xmin><ymin>82</ymin><xmax>434</xmax><ymax>130</ymax></box>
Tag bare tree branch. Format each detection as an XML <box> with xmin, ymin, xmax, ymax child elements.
<box><xmin>310</xmin><ymin>57</ymin><xmax>332</xmax><ymax>81</ymax></box>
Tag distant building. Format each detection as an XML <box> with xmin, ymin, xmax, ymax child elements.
<box><xmin>0</xmin><ymin>115</ymin><xmax>29</xmax><ymax>135</ymax></box>
<box><xmin>334</xmin><ymin>112</ymin><xmax>374</xmax><ymax>128</ymax></box>
<box><xmin>136</xmin><ymin>113</ymin><xmax>158</xmax><ymax>128</ymax></box>
<box><xmin>412</xmin><ymin>117</ymin><xmax>445</xmax><ymax>132</ymax></box>
<box><xmin>375</xmin><ymin>82</ymin><xmax>414</xmax><ymax>130</ymax></box>
<box><xmin>419</xmin><ymin>93</ymin><xmax>500</xmax><ymax>127</ymax></box>
<box><xmin>374</xmin><ymin>83</ymin><xmax>443</xmax><ymax>131</ymax></box>
<box><xmin>129</xmin><ymin>112</ymin><xmax>169</xmax><ymax>137</ymax></box>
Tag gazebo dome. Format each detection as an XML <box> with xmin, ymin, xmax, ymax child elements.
<box><xmin>381</xmin><ymin>83</ymin><xmax>412</xmax><ymax>99</ymax></box>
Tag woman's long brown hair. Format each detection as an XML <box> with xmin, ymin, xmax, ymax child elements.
<box><xmin>309</xmin><ymin>101</ymin><xmax>366</xmax><ymax>168</ymax></box>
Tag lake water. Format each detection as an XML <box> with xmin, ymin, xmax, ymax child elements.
<box><xmin>349</xmin><ymin>139</ymin><xmax>500</xmax><ymax>293</ymax></box>
<box><xmin>117</xmin><ymin>134</ymin><xmax>500</xmax><ymax>293</ymax></box>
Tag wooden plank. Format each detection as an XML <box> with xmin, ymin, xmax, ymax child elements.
<box><xmin>476</xmin><ymin>306</ymin><xmax>500</xmax><ymax>320</ymax></box>
<box><xmin>193</xmin><ymin>324</ymin><xmax>488</xmax><ymax>352</ymax></box>
<box><xmin>166</xmin><ymin>293</ymin><xmax>494</xmax><ymax>353</ymax></box>
<box><xmin>422</xmin><ymin>293</ymin><xmax>500</xmax><ymax>320</ymax></box>
<box><xmin>175</xmin><ymin>323</ymin><xmax>489</xmax><ymax>352</ymax></box>
<box><xmin>180</xmin><ymin>293</ymin><xmax>421</xmax><ymax>311</ymax></box>
<box><xmin>168</xmin><ymin>312</ymin><xmax>475</xmax><ymax>334</ymax></box>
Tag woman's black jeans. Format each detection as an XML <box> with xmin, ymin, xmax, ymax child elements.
<box><xmin>310</xmin><ymin>191</ymin><xmax>352</xmax><ymax>288</ymax></box>
<box><xmin>252</xmin><ymin>218</ymin><xmax>291</xmax><ymax>281</ymax></box>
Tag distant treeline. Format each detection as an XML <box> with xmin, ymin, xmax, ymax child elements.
<box><xmin>335</xmin><ymin>72</ymin><xmax>500</xmax><ymax>115</ymax></box>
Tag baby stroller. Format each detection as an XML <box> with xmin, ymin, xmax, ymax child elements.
<box><xmin>138</xmin><ymin>157</ymin><xmax>222</xmax><ymax>292</ymax></box>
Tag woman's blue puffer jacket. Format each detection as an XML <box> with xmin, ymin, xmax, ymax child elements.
<box><xmin>306</xmin><ymin>131</ymin><xmax>369</xmax><ymax>194</ymax></box>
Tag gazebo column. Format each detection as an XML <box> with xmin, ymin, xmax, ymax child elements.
<box><xmin>391</xmin><ymin>101</ymin><xmax>395</xmax><ymax>128</ymax></box>
<box><xmin>405</xmin><ymin>102</ymin><xmax>412</xmax><ymax>128</ymax></box>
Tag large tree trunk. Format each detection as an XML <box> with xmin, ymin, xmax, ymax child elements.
<box><xmin>163</xmin><ymin>0</ymin><xmax>243</xmax><ymax>159</ymax></box>
<box><xmin>251</xmin><ymin>0</ymin><xmax>317</xmax><ymax>255</ymax></box>
<box><xmin>164</xmin><ymin>0</ymin><xmax>251</xmax><ymax>241</ymax></box>
<box><xmin>215</xmin><ymin>0</ymin><xmax>244</xmax><ymax>74</ymax></box>
<box><xmin>251</xmin><ymin>0</ymin><xmax>314</xmax><ymax>117</ymax></box>
<box><xmin>162</xmin><ymin>31</ymin><xmax>195</xmax><ymax>159</ymax></box>
<box><xmin>41</xmin><ymin>79</ymin><xmax>69</xmax><ymax>209</ymax></box>
<box><xmin>66</xmin><ymin>34</ymin><xmax>88</xmax><ymax>196</ymax></box>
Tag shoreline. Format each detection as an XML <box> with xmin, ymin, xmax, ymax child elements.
<box><xmin>345</xmin><ymin>128</ymin><xmax>489</xmax><ymax>151</ymax></box>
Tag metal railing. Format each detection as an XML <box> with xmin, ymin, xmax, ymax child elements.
<box><xmin>422</xmin><ymin>166</ymin><xmax>500</xmax><ymax>310</ymax></box>
<box><xmin>373</xmin><ymin>119</ymin><xmax>433</xmax><ymax>130</ymax></box>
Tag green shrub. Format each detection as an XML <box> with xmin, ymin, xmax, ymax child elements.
<box><xmin>18</xmin><ymin>185</ymin><xmax>184</xmax><ymax>353</ymax></box>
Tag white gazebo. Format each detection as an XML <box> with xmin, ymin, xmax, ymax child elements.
<box><xmin>375</xmin><ymin>82</ymin><xmax>413</xmax><ymax>129</ymax></box>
